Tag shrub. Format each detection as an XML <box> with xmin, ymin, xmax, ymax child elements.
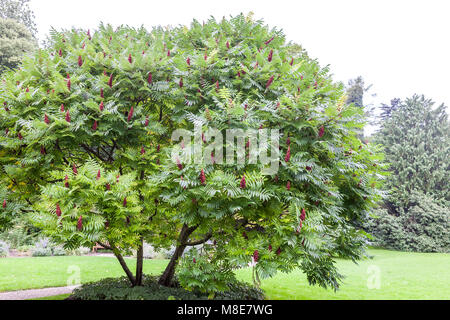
<box><xmin>69</xmin><ymin>275</ymin><xmax>265</xmax><ymax>300</ymax></box>
<box><xmin>0</xmin><ymin>240</ymin><xmax>9</xmax><ymax>257</ymax></box>
<box><xmin>31</xmin><ymin>247</ymin><xmax>52</xmax><ymax>257</ymax></box>
<box><xmin>367</xmin><ymin>191</ymin><xmax>450</xmax><ymax>253</ymax></box>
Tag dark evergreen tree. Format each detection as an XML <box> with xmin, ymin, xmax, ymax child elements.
<box><xmin>368</xmin><ymin>95</ymin><xmax>450</xmax><ymax>252</ymax></box>
<box><xmin>375</xmin><ymin>95</ymin><xmax>449</xmax><ymax>203</ymax></box>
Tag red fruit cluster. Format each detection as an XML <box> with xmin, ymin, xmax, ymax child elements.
<box><xmin>290</xmin><ymin>57</ymin><xmax>294</xmax><ymax>66</ymax></box>
<box><xmin>3</xmin><ymin>200</ymin><xmax>7</xmax><ymax>209</ymax></box>
<box><xmin>77</xmin><ymin>216</ymin><xmax>83</xmax><ymax>231</ymax></box>
<box><xmin>240</xmin><ymin>175</ymin><xmax>246</xmax><ymax>189</ymax></box>
<box><xmin>264</xmin><ymin>36</ymin><xmax>274</xmax><ymax>45</ymax></box>
<box><xmin>199</xmin><ymin>169</ymin><xmax>206</xmax><ymax>185</ymax></box>
<box><xmin>65</xmin><ymin>110</ymin><xmax>71</xmax><ymax>123</ymax></box>
<box><xmin>73</xmin><ymin>164</ymin><xmax>78</xmax><ymax>175</ymax></box>
<box><xmin>108</xmin><ymin>74</ymin><xmax>113</xmax><ymax>88</ymax></box>
<box><xmin>148</xmin><ymin>73</ymin><xmax>152</xmax><ymax>84</ymax></box>
<box><xmin>140</xmin><ymin>146</ymin><xmax>145</xmax><ymax>155</ymax></box>
<box><xmin>286</xmin><ymin>181</ymin><xmax>291</xmax><ymax>191</ymax></box>
<box><xmin>276</xmin><ymin>247</ymin><xmax>281</xmax><ymax>255</ymax></box>
<box><xmin>67</xmin><ymin>75</ymin><xmax>71</xmax><ymax>91</ymax></box>
<box><xmin>127</xmin><ymin>106</ymin><xmax>134</xmax><ymax>122</ymax></box>
<box><xmin>300</xmin><ymin>208</ymin><xmax>306</xmax><ymax>221</ymax></box>
<box><xmin>268</xmin><ymin>49</ymin><xmax>273</xmax><ymax>62</ymax></box>
<box><xmin>44</xmin><ymin>114</ymin><xmax>50</xmax><ymax>125</ymax></box>
<box><xmin>92</xmin><ymin>121</ymin><xmax>98</xmax><ymax>131</ymax></box>
<box><xmin>61</xmin><ymin>104</ymin><xmax>65</xmax><ymax>112</ymax></box>
<box><xmin>96</xmin><ymin>170</ymin><xmax>101</xmax><ymax>180</ymax></box>
<box><xmin>65</xmin><ymin>175</ymin><xmax>69</xmax><ymax>188</ymax></box>
<box><xmin>99</xmin><ymin>101</ymin><xmax>104</xmax><ymax>111</ymax></box>
<box><xmin>318</xmin><ymin>126</ymin><xmax>325</xmax><ymax>138</ymax></box>
<box><xmin>266</xmin><ymin>76</ymin><xmax>274</xmax><ymax>89</ymax></box>
<box><xmin>78</xmin><ymin>55</ymin><xmax>83</xmax><ymax>67</ymax></box>
<box><xmin>253</xmin><ymin>250</ymin><xmax>259</xmax><ymax>262</ymax></box>
<box><xmin>56</xmin><ymin>204</ymin><xmax>62</xmax><ymax>217</ymax></box>
<box><xmin>179</xmin><ymin>77</ymin><xmax>183</xmax><ymax>88</ymax></box>
<box><xmin>285</xmin><ymin>146</ymin><xmax>291</xmax><ymax>163</ymax></box>
<box><xmin>123</xmin><ymin>197</ymin><xmax>127</xmax><ymax>207</ymax></box>
<box><xmin>176</xmin><ymin>158</ymin><xmax>183</xmax><ymax>170</ymax></box>
<box><xmin>128</xmin><ymin>54</ymin><xmax>132</xmax><ymax>63</ymax></box>
<box><xmin>186</xmin><ymin>57</ymin><xmax>190</xmax><ymax>66</ymax></box>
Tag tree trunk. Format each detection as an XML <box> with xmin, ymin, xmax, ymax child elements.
<box><xmin>134</xmin><ymin>237</ymin><xmax>144</xmax><ymax>287</ymax></box>
<box><xmin>112</xmin><ymin>246</ymin><xmax>136</xmax><ymax>286</ymax></box>
<box><xmin>158</xmin><ymin>224</ymin><xmax>197</xmax><ymax>287</ymax></box>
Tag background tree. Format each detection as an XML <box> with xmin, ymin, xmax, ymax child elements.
<box><xmin>0</xmin><ymin>0</ymin><xmax>37</xmax><ymax>36</ymax></box>
<box><xmin>367</xmin><ymin>95</ymin><xmax>449</xmax><ymax>252</ymax></box>
<box><xmin>0</xmin><ymin>14</ymin><xmax>385</xmax><ymax>291</ymax></box>
<box><xmin>0</xmin><ymin>18</ymin><xmax>36</xmax><ymax>72</ymax></box>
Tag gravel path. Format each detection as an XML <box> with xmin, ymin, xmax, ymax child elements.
<box><xmin>0</xmin><ymin>285</ymin><xmax>80</xmax><ymax>300</ymax></box>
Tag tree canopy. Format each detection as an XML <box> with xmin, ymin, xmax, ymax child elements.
<box><xmin>0</xmin><ymin>14</ymin><xmax>385</xmax><ymax>290</ymax></box>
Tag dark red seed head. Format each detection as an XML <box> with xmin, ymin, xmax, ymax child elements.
<box><xmin>65</xmin><ymin>110</ymin><xmax>71</xmax><ymax>123</ymax></box>
<box><xmin>264</xmin><ymin>36</ymin><xmax>274</xmax><ymax>45</ymax></box>
<box><xmin>56</xmin><ymin>204</ymin><xmax>62</xmax><ymax>217</ymax></box>
<box><xmin>300</xmin><ymin>208</ymin><xmax>306</xmax><ymax>221</ymax></box>
<box><xmin>319</xmin><ymin>126</ymin><xmax>325</xmax><ymax>138</ymax></box>
<box><xmin>77</xmin><ymin>215</ymin><xmax>83</xmax><ymax>231</ymax></box>
<box><xmin>40</xmin><ymin>146</ymin><xmax>46</xmax><ymax>155</ymax></box>
<box><xmin>99</xmin><ymin>101</ymin><xmax>104</xmax><ymax>111</ymax></box>
<box><xmin>58</xmin><ymin>49</ymin><xmax>62</xmax><ymax>57</ymax></box>
<box><xmin>243</xmin><ymin>232</ymin><xmax>248</xmax><ymax>240</ymax></box>
<box><xmin>268</xmin><ymin>49</ymin><xmax>273</xmax><ymax>62</ymax></box>
<box><xmin>96</xmin><ymin>170</ymin><xmax>101</xmax><ymax>180</ymax></box>
<box><xmin>176</xmin><ymin>158</ymin><xmax>183</xmax><ymax>170</ymax></box>
<box><xmin>106</xmin><ymin>183</ymin><xmax>111</xmax><ymax>190</ymax></box>
<box><xmin>73</xmin><ymin>164</ymin><xmax>78</xmax><ymax>175</ymax></box>
<box><xmin>140</xmin><ymin>146</ymin><xmax>145</xmax><ymax>155</ymax></box>
<box><xmin>253</xmin><ymin>250</ymin><xmax>259</xmax><ymax>262</ymax></box>
<box><xmin>2</xmin><ymin>199</ymin><xmax>6</xmax><ymax>209</ymax></box>
<box><xmin>286</xmin><ymin>181</ymin><xmax>291</xmax><ymax>191</ymax></box>
<box><xmin>199</xmin><ymin>169</ymin><xmax>206</xmax><ymax>185</ymax></box>
<box><xmin>92</xmin><ymin>120</ymin><xmax>98</xmax><ymax>131</ymax></box>
<box><xmin>128</xmin><ymin>54</ymin><xmax>132</xmax><ymax>63</ymax></box>
<box><xmin>285</xmin><ymin>146</ymin><xmax>291</xmax><ymax>163</ymax></box>
<box><xmin>60</xmin><ymin>104</ymin><xmax>65</xmax><ymax>112</ymax></box>
<box><xmin>127</xmin><ymin>106</ymin><xmax>134</xmax><ymax>122</ymax></box>
<box><xmin>108</xmin><ymin>74</ymin><xmax>113</xmax><ymax>88</ymax></box>
<box><xmin>148</xmin><ymin>73</ymin><xmax>152</xmax><ymax>84</ymax></box>
<box><xmin>44</xmin><ymin>114</ymin><xmax>50</xmax><ymax>125</ymax></box>
<box><xmin>266</xmin><ymin>75</ymin><xmax>274</xmax><ymax>89</ymax></box>
<box><xmin>179</xmin><ymin>77</ymin><xmax>183</xmax><ymax>88</ymax></box>
<box><xmin>100</xmin><ymin>88</ymin><xmax>104</xmax><ymax>98</ymax></box>
<box><xmin>123</xmin><ymin>197</ymin><xmax>127</xmax><ymax>207</ymax></box>
<box><xmin>268</xmin><ymin>245</ymin><xmax>272</xmax><ymax>252</ymax></box>
<box><xmin>226</xmin><ymin>41</ymin><xmax>230</xmax><ymax>49</ymax></box>
<box><xmin>276</xmin><ymin>247</ymin><xmax>281</xmax><ymax>255</ymax></box>
<box><xmin>290</xmin><ymin>57</ymin><xmax>294</xmax><ymax>66</ymax></box>
<box><xmin>78</xmin><ymin>55</ymin><xmax>83</xmax><ymax>67</ymax></box>
<box><xmin>240</xmin><ymin>175</ymin><xmax>246</xmax><ymax>189</ymax></box>
<box><xmin>186</xmin><ymin>57</ymin><xmax>190</xmax><ymax>66</ymax></box>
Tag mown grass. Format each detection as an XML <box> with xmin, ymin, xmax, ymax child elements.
<box><xmin>1</xmin><ymin>248</ymin><xmax>449</xmax><ymax>300</ymax></box>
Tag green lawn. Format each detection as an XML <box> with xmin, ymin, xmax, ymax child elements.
<box><xmin>1</xmin><ymin>249</ymin><xmax>449</xmax><ymax>300</ymax></box>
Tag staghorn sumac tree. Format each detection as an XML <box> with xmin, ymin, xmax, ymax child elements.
<box><xmin>0</xmin><ymin>14</ymin><xmax>385</xmax><ymax>291</ymax></box>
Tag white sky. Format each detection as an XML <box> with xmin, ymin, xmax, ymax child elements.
<box><xmin>30</xmin><ymin>0</ymin><xmax>450</xmax><ymax>133</ymax></box>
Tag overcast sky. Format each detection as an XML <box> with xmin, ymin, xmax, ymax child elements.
<box><xmin>30</xmin><ymin>0</ymin><xmax>450</xmax><ymax>133</ymax></box>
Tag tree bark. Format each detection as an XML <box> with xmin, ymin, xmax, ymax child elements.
<box><xmin>158</xmin><ymin>224</ymin><xmax>198</xmax><ymax>287</ymax></box>
<box><xmin>135</xmin><ymin>237</ymin><xmax>144</xmax><ymax>287</ymax></box>
<box><xmin>111</xmin><ymin>243</ymin><xmax>135</xmax><ymax>285</ymax></box>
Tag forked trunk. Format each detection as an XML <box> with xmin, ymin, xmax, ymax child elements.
<box><xmin>158</xmin><ymin>224</ymin><xmax>197</xmax><ymax>287</ymax></box>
